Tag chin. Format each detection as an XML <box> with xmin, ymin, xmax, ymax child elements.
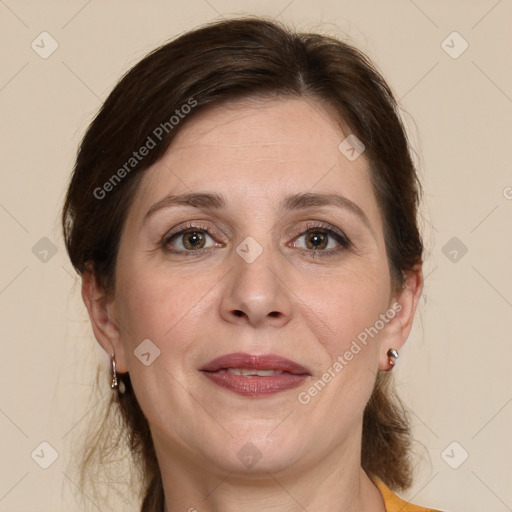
<box><xmin>204</xmin><ymin>430</ymin><xmax>307</xmax><ymax>476</ymax></box>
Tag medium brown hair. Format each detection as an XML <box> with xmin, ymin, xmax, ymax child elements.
<box><xmin>62</xmin><ymin>16</ymin><xmax>423</xmax><ymax>511</ymax></box>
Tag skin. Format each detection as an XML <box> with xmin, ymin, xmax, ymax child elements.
<box><xmin>83</xmin><ymin>97</ymin><xmax>423</xmax><ymax>512</ymax></box>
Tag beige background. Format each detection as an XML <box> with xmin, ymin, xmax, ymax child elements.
<box><xmin>1</xmin><ymin>1</ymin><xmax>511</xmax><ymax>511</ymax></box>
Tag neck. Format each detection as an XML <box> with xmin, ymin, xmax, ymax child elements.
<box><xmin>156</xmin><ymin>436</ymin><xmax>385</xmax><ymax>512</ymax></box>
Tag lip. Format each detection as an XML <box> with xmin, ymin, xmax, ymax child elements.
<box><xmin>200</xmin><ymin>352</ymin><xmax>310</xmax><ymax>374</ymax></box>
<box><xmin>199</xmin><ymin>352</ymin><xmax>311</xmax><ymax>398</ymax></box>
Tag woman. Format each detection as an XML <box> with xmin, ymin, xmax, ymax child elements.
<box><xmin>62</xmin><ymin>16</ymin><xmax>444</xmax><ymax>512</ymax></box>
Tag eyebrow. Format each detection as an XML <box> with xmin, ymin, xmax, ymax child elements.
<box><xmin>143</xmin><ymin>191</ymin><xmax>374</xmax><ymax>235</ymax></box>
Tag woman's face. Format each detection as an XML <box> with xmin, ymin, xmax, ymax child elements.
<box><xmin>99</xmin><ymin>97</ymin><xmax>419</xmax><ymax>477</ymax></box>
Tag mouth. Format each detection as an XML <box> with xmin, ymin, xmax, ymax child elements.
<box><xmin>199</xmin><ymin>352</ymin><xmax>311</xmax><ymax>397</ymax></box>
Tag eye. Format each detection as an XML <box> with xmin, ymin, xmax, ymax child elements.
<box><xmin>161</xmin><ymin>221</ymin><xmax>350</xmax><ymax>257</ymax></box>
<box><xmin>163</xmin><ymin>224</ymin><xmax>221</xmax><ymax>253</ymax></box>
<box><xmin>291</xmin><ymin>223</ymin><xmax>351</xmax><ymax>256</ymax></box>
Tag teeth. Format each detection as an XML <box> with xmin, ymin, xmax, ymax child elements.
<box><xmin>226</xmin><ymin>368</ymin><xmax>284</xmax><ymax>376</ymax></box>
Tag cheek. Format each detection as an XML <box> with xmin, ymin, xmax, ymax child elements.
<box><xmin>299</xmin><ymin>264</ymin><xmax>390</xmax><ymax>353</ymax></box>
<box><xmin>115</xmin><ymin>266</ymin><xmax>216</xmax><ymax>358</ymax></box>
<box><xmin>302</xmin><ymin>271</ymin><xmax>390</xmax><ymax>393</ymax></box>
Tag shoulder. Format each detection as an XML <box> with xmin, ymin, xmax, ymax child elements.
<box><xmin>372</xmin><ymin>477</ymin><xmax>446</xmax><ymax>512</ymax></box>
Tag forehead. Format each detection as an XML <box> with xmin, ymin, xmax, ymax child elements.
<box><xmin>126</xmin><ymin>96</ymin><xmax>383</xmax><ymax>233</ymax></box>
<box><xmin>168</xmin><ymin>96</ymin><xmax>351</xmax><ymax>166</ymax></box>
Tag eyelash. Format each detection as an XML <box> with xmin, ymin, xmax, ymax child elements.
<box><xmin>161</xmin><ymin>221</ymin><xmax>352</xmax><ymax>258</ymax></box>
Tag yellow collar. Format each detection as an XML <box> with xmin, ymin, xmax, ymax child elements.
<box><xmin>371</xmin><ymin>477</ymin><xmax>443</xmax><ymax>512</ymax></box>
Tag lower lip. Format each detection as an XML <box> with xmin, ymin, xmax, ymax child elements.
<box><xmin>201</xmin><ymin>370</ymin><xmax>309</xmax><ymax>397</ymax></box>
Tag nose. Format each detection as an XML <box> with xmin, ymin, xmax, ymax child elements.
<box><xmin>219</xmin><ymin>242</ymin><xmax>292</xmax><ymax>328</ymax></box>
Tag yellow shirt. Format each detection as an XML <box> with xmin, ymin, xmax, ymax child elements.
<box><xmin>373</xmin><ymin>477</ymin><xmax>444</xmax><ymax>512</ymax></box>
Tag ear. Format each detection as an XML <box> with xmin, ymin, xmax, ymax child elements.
<box><xmin>378</xmin><ymin>263</ymin><xmax>423</xmax><ymax>371</ymax></box>
<box><xmin>81</xmin><ymin>266</ymin><xmax>129</xmax><ymax>373</ymax></box>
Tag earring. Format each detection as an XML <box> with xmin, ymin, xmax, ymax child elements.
<box><xmin>110</xmin><ymin>353</ymin><xmax>118</xmax><ymax>389</ymax></box>
<box><xmin>387</xmin><ymin>348</ymin><xmax>399</xmax><ymax>369</ymax></box>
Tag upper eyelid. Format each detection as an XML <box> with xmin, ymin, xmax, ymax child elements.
<box><xmin>296</xmin><ymin>221</ymin><xmax>348</xmax><ymax>238</ymax></box>
<box><xmin>164</xmin><ymin>220</ymin><xmax>344</xmax><ymax>236</ymax></box>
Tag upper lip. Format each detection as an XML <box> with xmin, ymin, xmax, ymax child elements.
<box><xmin>200</xmin><ymin>352</ymin><xmax>311</xmax><ymax>375</ymax></box>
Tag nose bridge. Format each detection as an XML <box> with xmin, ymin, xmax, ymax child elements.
<box><xmin>221</xmin><ymin>231</ymin><xmax>291</xmax><ymax>327</ymax></box>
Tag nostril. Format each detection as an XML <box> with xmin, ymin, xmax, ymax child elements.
<box><xmin>233</xmin><ymin>310</ymin><xmax>244</xmax><ymax>317</ymax></box>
